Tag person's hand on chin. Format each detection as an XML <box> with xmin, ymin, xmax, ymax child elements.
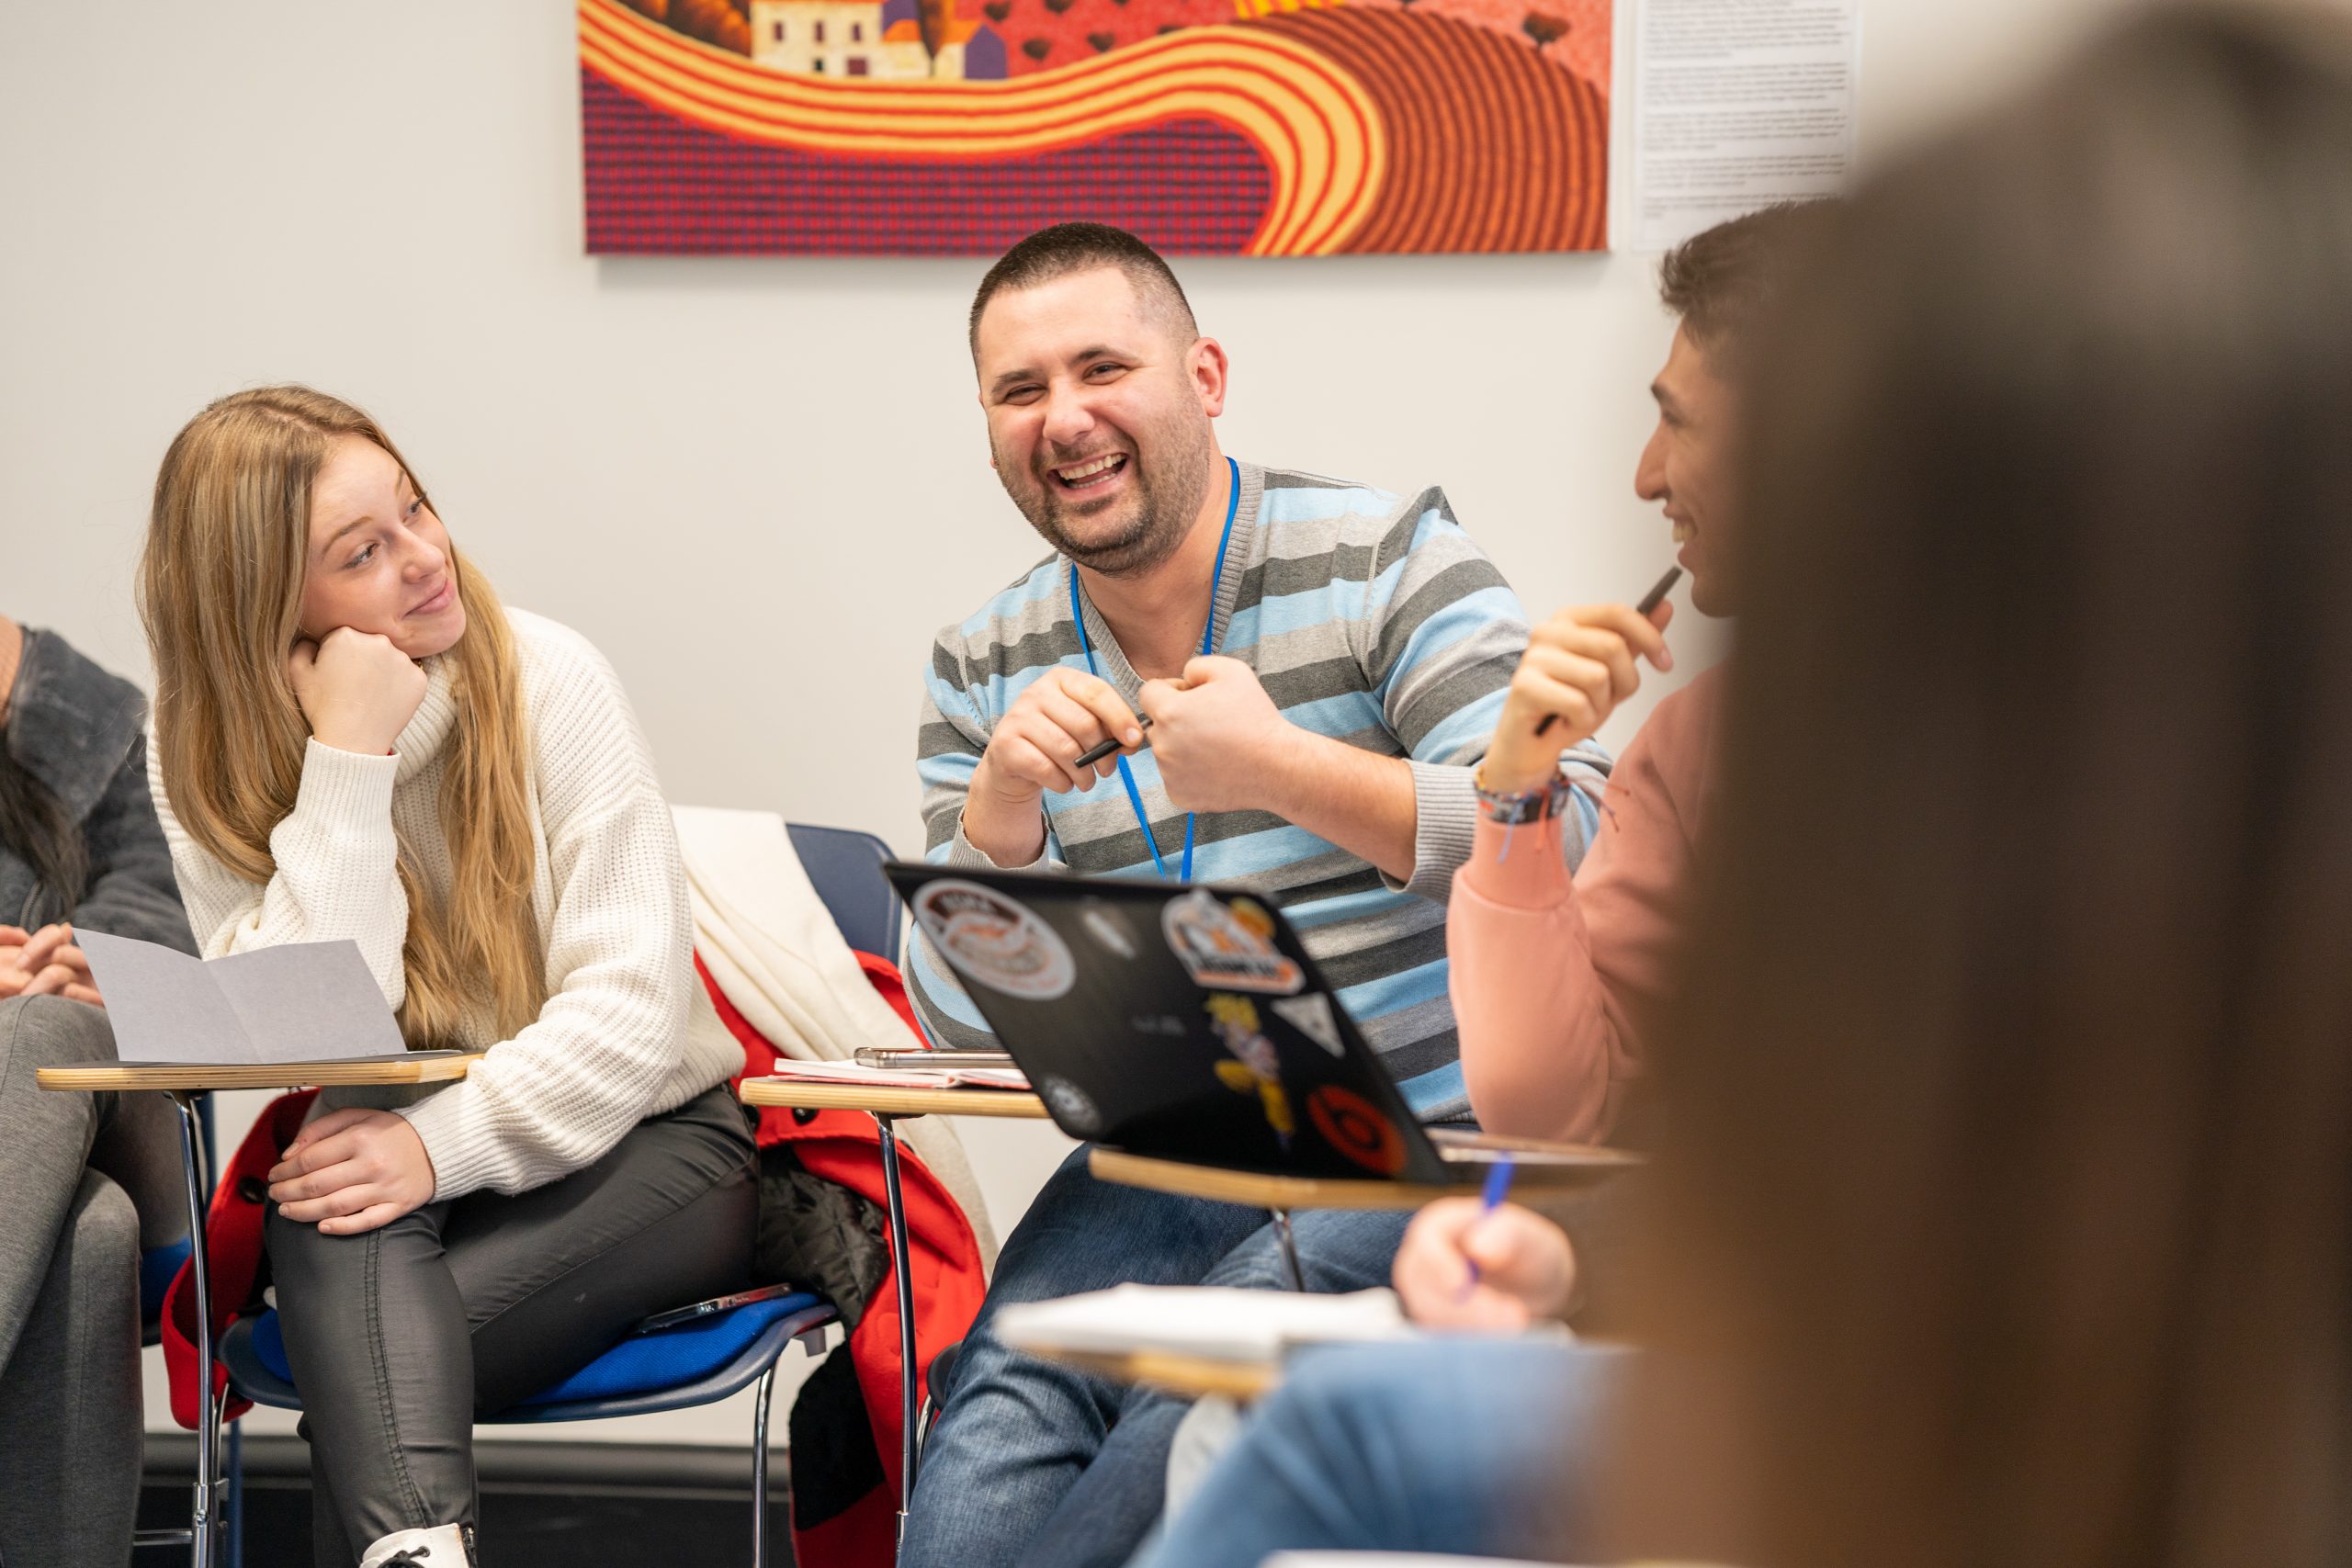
<box><xmin>288</xmin><ymin>626</ymin><xmax>429</xmax><ymax>756</ymax></box>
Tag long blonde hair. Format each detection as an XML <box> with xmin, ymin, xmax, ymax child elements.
<box><xmin>140</xmin><ymin>386</ymin><xmax>548</xmax><ymax>1046</ymax></box>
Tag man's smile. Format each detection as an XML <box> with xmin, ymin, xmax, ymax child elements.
<box><xmin>1048</xmin><ymin>452</ymin><xmax>1131</xmax><ymax>494</ymax></box>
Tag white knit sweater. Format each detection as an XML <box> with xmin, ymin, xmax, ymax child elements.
<box><xmin>149</xmin><ymin>609</ymin><xmax>744</xmax><ymax>1201</ymax></box>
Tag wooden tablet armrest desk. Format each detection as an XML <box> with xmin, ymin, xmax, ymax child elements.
<box><xmin>36</xmin><ymin>1054</ymin><xmax>483</xmax><ymax>1094</ymax></box>
<box><xmin>736</xmin><ymin>1079</ymin><xmax>1046</xmax><ymax>1121</ymax></box>
<box><xmin>1084</xmin><ymin>1143</ymin><xmax>1638</xmax><ymax>1290</ymax></box>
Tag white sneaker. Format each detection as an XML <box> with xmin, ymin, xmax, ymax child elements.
<box><xmin>359</xmin><ymin>1522</ymin><xmax>477</xmax><ymax>1567</ymax></box>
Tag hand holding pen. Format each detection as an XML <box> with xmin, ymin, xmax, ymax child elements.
<box><xmin>1389</xmin><ymin>1167</ymin><xmax>1579</xmax><ymax>1332</ymax></box>
<box><xmin>1477</xmin><ymin>566</ymin><xmax>1681</xmax><ymax>797</ymax></box>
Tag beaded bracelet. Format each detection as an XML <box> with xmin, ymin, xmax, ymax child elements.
<box><xmin>1472</xmin><ymin>766</ymin><xmax>1572</xmax><ymax>826</ymax></box>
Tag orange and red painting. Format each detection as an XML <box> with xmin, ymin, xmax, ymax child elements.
<box><xmin>580</xmin><ymin>0</ymin><xmax>1607</xmax><ymax>254</ymax></box>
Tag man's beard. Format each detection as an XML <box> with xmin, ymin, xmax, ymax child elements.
<box><xmin>996</xmin><ymin>413</ymin><xmax>1217</xmax><ymax>579</ymax></box>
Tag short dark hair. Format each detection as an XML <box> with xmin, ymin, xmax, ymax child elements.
<box><xmin>967</xmin><ymin>222</ymin><xmax>1198</xmax><ymax>354</ymax></box>
<box><xmin>1658</xmin><ymin>201</ymin><xmax>1833</xmax><ymax>367</ymax></box>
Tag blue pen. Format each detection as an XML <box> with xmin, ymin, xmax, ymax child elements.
<box><xmin>1460</xmin><ymin>1153</ymin><xmax>1517</xmax><ymax>1294</ymax></box>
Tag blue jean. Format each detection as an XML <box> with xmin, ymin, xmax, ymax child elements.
<box><xmin>899</xmin><ymin>1145</ymin><xmax>1412</xmax><ymax>1568</ymax></box>
<box><xmin>1130</xmin><ymin>1337</ymin><xmax>1628</xmax><ymax>1568</ymax></box>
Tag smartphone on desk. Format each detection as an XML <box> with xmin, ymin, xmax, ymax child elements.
<box><xmin>852</xmin><ymin>1045</ymin><xmax>1018</xmax><ymax>1070</ymax></box>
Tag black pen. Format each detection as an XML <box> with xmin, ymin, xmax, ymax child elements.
<box><xmin>1075</xmin><ymin>716</ymin><xmax>1150</xmax><ymax>771</ymax></box>
<box><xmin>1535</xmin><ymin>565</ymin><xmax>1682</xmax><ymax>737</ymax></box>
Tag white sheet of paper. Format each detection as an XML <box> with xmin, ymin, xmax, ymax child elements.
<box><xmin>74</xmin><ymin>930</ymin><xmax>255</xmax><ymax>1063</ymax></box>
<box><xmin>1622</xmin><ymin>0</ymin><xmax>1863</xmax><ymax>252</ymax></box>
<box><xmin>997</xmin><ymin>1285</ymin><xmax>1415</xmax><ymax>1364</ymax></box>
<box><xmin>78</xmin><ymin>929</ymin><xmax>408</xmax><ymax>1066</ymax></box>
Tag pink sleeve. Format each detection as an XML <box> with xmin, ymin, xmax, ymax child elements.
<box><xmin>1447</xmin><ymin>686</ymin><xmax>1708</xmax><ymax>1143</ymax></box>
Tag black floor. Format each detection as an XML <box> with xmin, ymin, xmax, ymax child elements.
<box><xmin>140</xmin><ymin>1434</ymin><xmax>794</xmax><ymax>1566</ymax></box>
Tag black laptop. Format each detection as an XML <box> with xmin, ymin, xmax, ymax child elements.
<box><xmin>885</xmin><ymin>863</ymin><xmax>1634</xmax><ymax>1188</ymax></box>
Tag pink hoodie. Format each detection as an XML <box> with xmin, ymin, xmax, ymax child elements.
<box><xmin>1446</xmin><ymin>667</ymin><xmax>1721</xmax><ymax>1143</ymax></box>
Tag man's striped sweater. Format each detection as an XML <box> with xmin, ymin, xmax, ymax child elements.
<box><xmin>910</xmin><ymin>460</ymin><xmax>1611</xmax><ymax>1119</ymax></box>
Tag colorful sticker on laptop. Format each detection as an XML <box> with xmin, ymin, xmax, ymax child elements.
<box><xmin>912</xmin><ymin>880</ymin><xmax>1075</xmax><ymax>1000</ymax></box>
<box><xmin>1207</xmin><ymin>992</ymin><xmax>1294</xmax><ymax>1148</ymax></box>
<box><xmin>1161</xmin><ymin>890</ymin><xmax>1304</xmax><ymax>996</ymax></box>
<box><xmin>1036</xmin><ymin>1075</ymin><xmax>1104</xmax><ymax>1136</ymax></box>
<box><xmin>1271</xmin><ymin>994</ymin><xmax>1346</xmax><ymax>1058</ymax></box>
<box><xmin>1078</xmin><ymin>897</ymin><xmax>1141</xmax><ymax>961</ymax></box>
<box><xmin>1307</xmin><ymin>1085</ymin><xmax>1408</xmax><ymax>1177</ymax></box>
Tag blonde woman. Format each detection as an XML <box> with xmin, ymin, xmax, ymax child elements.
<box><xmin>141</xmin><ymin>387</ymin><xmax>752</xmax><ymax>1568</ymax></box>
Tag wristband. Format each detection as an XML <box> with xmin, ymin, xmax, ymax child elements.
<box><xmin>1473</xmin><ymin>766</ymin><xmax>1572</xmax><ymax>826</ymax></box>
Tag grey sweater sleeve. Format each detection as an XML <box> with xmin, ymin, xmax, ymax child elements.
<box><xmin>1360</xmin><ymin>486</ymin><xmax>1615</xmax><ymax>899</ymax></box>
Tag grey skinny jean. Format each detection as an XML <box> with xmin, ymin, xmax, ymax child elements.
<box><xmin>266</xmin><ymin>1083</ymin><xmax>758</xmax><ymax>1566</ymax></box>
<box><xmin>0</xmin><ymin>994</ymin><xmax>187</xmax><ymax>1568</ymax></box>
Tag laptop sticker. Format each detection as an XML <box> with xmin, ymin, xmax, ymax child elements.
<box><xmin>1161</xmin><ymin>890</ymin><xmax>1306</xmax><ymax>996</ymax></box>
<box><xmin>1307</xmin><ymin>1085</ymin><xmax>1408</xmax><ymax>1177</ymax></box>
<box><xmin>912</xmin><ymin>879</ymin><xmax>1076</xmax><ymax>1000</ymax></box>
<box><xmin>1271</xmin><ymin>993</ymin><xmax>1346</xmax><ymax>1058</ymax></box>
<box><xmin>1207</xmin><ymin>992</ymin><xmax>1295</xmax><ymax>1148</ymax></box>
<box><xmin>1078</xmin><ymin>897</ymin><xmax>1141</xmax><ymax>961</ymax></box>
<box><xmin>1037</xmin><ymin>1075</ymin><xmax>1105</xmax><ymax>1136</ymax></box>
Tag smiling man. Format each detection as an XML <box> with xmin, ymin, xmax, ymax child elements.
<box><xmin>902</xmin><ymin>223</ymin><xmax>1611</xmax><ymax>1568</ymax></box>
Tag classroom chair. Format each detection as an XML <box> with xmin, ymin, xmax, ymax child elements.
<box><xmin>210</xmin><ymin>822</ymin><xmax>900</xmax><ymax>1567</ymax></box>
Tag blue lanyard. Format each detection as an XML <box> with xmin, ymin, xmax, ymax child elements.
<box><xmin>1068</xmin><ymin>456</ymin><xmax>1242</xmax><ymax>882</ymax></box>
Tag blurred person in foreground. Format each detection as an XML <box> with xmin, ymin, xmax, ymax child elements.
<box><xmin>1617</xmin><ymin>6</ymin><xmax>2352</xmax><ymax>1565</ymax></box>
<box><xmin>1140</xmin><ymin>6</ymin><xmax>2352</xmax><ymax>1565</ymax></box>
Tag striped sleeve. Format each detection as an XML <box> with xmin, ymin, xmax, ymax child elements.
<box><xmin>909</xmin><ymin>638</ymin><xmax>999</xmax><ymax>1047</ymax></box>
<box><xmin>909</xmin><ymin>627</ymin><xmax>1075</xmax><ymax>1048</ymax></box>
<box><xmin>1362</xmin><ymin>487</ymin><xmax>1611</xmax><ymax>898</ymax></box>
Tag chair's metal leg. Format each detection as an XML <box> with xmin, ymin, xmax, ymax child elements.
<box><xmin>873</xmin><ymin>1112</ymin><xmax>920</xmax><ymax>1545</ymax></box>
<box><xmin>1271</xmin><ymin>1208</ymin><xmax>1306</xmax><ymax>1292</ymax></box>
<box><xmin>751</xmin><ymin>1360</ymin><xmax>779</xmax><ymax>1568</ymax></box>
<box><xmin>171</xmin><ymin>1091</ymin><xmax>219</xmax><ymax>1566</ymax></box>
<box><xmin>916</xmin><ymin>1391</ymin><xmax>939</xmax><ymax>1457</ymax></box>
<box><xmin>227</xmin><ymin>1420</ymin><xmax>244</xmax><ymax>1568</ymax></box>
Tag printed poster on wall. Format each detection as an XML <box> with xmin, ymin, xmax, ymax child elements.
<box><xmin>1622</xmin><ymin>0</ymin><xmax>1860</xmax><ymax>251</ymax></box>
<box><xmin>578</xmin><ymin>0</ymin><xmax>1609</xmax><ymax>255</ymax></box>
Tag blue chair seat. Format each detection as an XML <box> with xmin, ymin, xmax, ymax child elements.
<box><xmin>221</xmin><ymin>1292</ymin><xmax>834</xmax><ymax>1423</ymax></box>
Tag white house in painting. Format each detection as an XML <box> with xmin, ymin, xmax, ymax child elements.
<box><xmin>749</xmin><ymin>0</ymin><xmax>913</xmax><ymax>77</ymax></box>
<box><xmin>749</xmin><ymin>0</ymin><xmax>1005</xmax><ymax>79</ymax></box>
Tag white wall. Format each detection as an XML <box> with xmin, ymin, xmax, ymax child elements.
<box><xmin>1</xmin><ymin>0</ymin><xmax>2134</xmax><ymax>1446</ymax></box>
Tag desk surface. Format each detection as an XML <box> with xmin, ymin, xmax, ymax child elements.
<box><xmin>37</xmin><ymin>1054</ymin><xmax>483</xmax><ymax>1093</ymax></box>
<box><xmin>739</xmin><ymin>1077</ymin><xmax>1050</xmax><ymax>1120</ymax></box>
<box><xmin>1019</xmin><ymin>1342</ymin><xmax>1279</xmax><ymax>1402</ymax></box>
<box><xmin>1088</xmin><ymin>1145</ymin><xmax>1634</xmax><ymax>1212</ymax></box>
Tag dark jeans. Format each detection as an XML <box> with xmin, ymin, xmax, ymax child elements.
<box><xmin>1134</xmin><ymin>1337</ymin><xmax>1628</xmax><ymax>1568</ymax></box>
<box><xmin>0</xmin><ymin>995</ymin><xmax>183</xmax><ymax>1568</ymax></box>
<box><xmin>266</xmin><ymin>1084</ymin><xmax>758</xmax><ymax>1566</ymax></box>
<box><xmin>899</xmin><ymin>1145</ymin><xmax>1411</xmax><ymax>1568</ymax></box>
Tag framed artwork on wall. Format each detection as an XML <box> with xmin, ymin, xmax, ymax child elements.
<box><xmin>579</xmin><ymin>0</ymin><xmax>1608</xmax><ymax>254</ymax></box>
